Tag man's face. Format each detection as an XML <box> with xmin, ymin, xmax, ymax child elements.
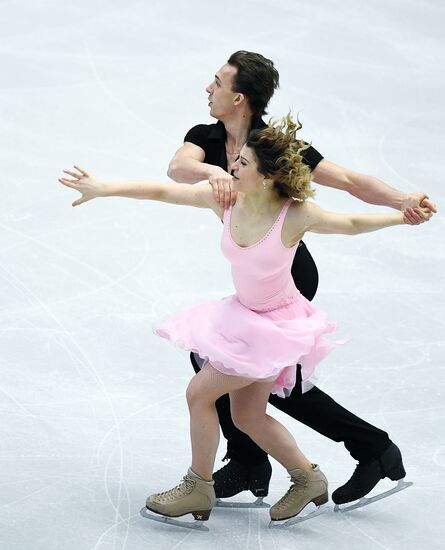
<box><xmin>206</xmin><ymin>64</ymin><xmax>239</xmax><ymax>119</ymax></box>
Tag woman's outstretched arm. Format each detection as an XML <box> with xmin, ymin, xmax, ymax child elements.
<box><xmin>58</xmin><ymin>165</ymin><xmax>224</xmax><ymax>218</ymax></box>
<box><xmin>296</xmin><ymin>201</ymin><xmax>432</xmax><ymax>237</ymax></box>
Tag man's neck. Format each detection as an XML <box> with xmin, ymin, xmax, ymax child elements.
<box><xmin>220</xmin><ymin>110</ymin><xmax>254</xmax><ymax>152</ymax></box>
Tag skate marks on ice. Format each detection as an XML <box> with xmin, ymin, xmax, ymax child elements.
<box><xmin>216</xmin><ymin>496</ymin><xmax>270</xmax><ymax>508</ymax></box>
<box><xmin>334</xmin><ymin>479</ymin><xmax>413</xmax><ymax>513</ymax></box>
<box><xmin>140</xmin><ymin>506</ymin><xmax>210</xmax><ymax>532</ymax></box>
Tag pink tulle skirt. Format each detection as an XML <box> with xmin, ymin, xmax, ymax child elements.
<box><xmin>154</xmin><ymin>294</ymin><xmax>338</xmax><ymax>398</ymax></box>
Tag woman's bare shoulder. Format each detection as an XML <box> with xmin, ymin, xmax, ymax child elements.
<box><xmin>287</xmin><ymin>199</ymin><xmax>316</xmax><ymax>219</ymax></box>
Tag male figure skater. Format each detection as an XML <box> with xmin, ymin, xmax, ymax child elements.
<box><xmin>167</xmin><ymin>50</ymin><xmax>436</xmax><ymax>506</ymax></box>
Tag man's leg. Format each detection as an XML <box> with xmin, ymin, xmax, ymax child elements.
<box><xmin>269</xmin><ymin>383</ymin><xmax>391</xmax><ymax>462</ymax></box>
<box><xmin>268</xmin><ymin>383</ymin><xmax>406</xmax><ymax>503</ymax></box>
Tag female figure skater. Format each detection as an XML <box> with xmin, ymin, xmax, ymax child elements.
<box><xmin>59</xmin><ymin>114</ymin><xmax>428</xmax><ymax>525</ymax></box>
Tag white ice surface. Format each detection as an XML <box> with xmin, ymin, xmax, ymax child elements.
<box><xmin>1</xmin><ymin>1</ymin><xmax>444</xmax><ymax>549</ymax></box>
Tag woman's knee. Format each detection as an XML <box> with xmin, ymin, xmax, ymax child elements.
<box><xmin>186</xmin><ymin>378</ymin><xmax>201</xmax><ymax>409</ymax></box>
<box><xmin>186</xmin><ymin>374</ymin><xmax>214</xmax><ymax>409</ymax></box>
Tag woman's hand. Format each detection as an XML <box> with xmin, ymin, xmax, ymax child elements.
<box><xmin>58</xmin><ymin>165</ymin><xmax>105</xmax><ymax>207</ymax></box>
<box><xmin>402</xmin><ymin>205</ymin><xmax>433</xmax><ymax>224</ymax></box>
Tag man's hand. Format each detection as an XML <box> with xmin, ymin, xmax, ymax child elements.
<box><xmin>402</xmin><ymin>192</ymin><xmax>437</xmax><ymax>225</ymax></box>
<box><xmin>59</xmin><ymin>166</ymin><xmax>104</xmax><ymax>207</ymax></box>
<box><xmin>208</xmin><ymin>168</ymin><xmax>237</xmax><ymax>208</ymax></box>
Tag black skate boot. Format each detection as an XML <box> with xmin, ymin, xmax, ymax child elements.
<box><xmin>214</xmin><ymin>458</ymin><xmax>272</xmax><ymax>508</ymax></box>
<box><xmin>213</xmin><ymin>459</ymin><xmax>249</xmax><ymax>499</ymax></box>
<box><xmin>332</xmin><ymin>442</ymin><xmax>411</xmax><ymax>510</ymax></box>
<box><xmin>248</xmin><ymin>459</ymin><xmax>272</xmax><ymax>498</ymax></box>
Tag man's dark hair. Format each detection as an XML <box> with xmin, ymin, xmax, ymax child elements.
<box><xmin>227</xmin><ymin>51</ymin><xmax>279</xmax><ymax>117</ymax></box>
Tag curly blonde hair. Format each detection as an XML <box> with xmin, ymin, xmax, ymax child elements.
<box><xmin>246</xmin><ymin>113</ymin><xmax>315</xmax><ymax>201</ymax></box>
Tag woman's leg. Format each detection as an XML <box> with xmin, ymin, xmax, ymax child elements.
<box><xmin>146</xmin><ymin>363</ymin><xmax>253</xmax><ymax>520</ymax></box>
<box><xmin>190</xmin><ymin>352</ymin><xmax>268</xmax><ymax>466</ymax></box>
<box><xmin>230</xmin><ymin>381</ymin><xmax>329</xmax><ymax>521</ymax></box>
<box><xmin>230</xmin><ymin>382</ymin><xmax>312</xmax><ymax>472</ymax></box>
<box><xmin>186</xmin><ymin>362</ymin><xmax>254</xmax><ymax>480</ymax></box>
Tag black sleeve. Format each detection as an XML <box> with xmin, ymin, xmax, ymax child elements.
<box><xmin>184</xmin><ymin>124</ymin><xmax>209</xmax><ymax>150</ymax></box>
<box><xmin>301</xmin><ymin>144</ymin><xmax>324</xmax><ymax>172</ymax></box>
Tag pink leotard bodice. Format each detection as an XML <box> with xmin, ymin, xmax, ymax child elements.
<box><xmin>221</xmin><ymin>199</ymin><xmax>300</xmax><ymax>313</ymax></box>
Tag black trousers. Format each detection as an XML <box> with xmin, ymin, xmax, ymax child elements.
<box><xmin>190</xmin><ymin>242</ymin><xmax>391</xmax><ymax>466</ymax></box>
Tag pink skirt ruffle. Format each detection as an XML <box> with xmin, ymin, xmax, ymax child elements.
<box><xmin>154</xmin><ymin>294</ymin><xmax>338</xmax><ymax>398</ymax></box>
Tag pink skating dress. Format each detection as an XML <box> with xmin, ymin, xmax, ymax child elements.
<box><xmin>155</xmin><ymin>199</ymin><xmax>338</xmax><ymax>398</ymax></box>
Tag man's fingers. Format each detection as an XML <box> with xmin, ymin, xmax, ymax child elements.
<box><xmin>230</xmin><ymin>178</ymin><xmax>237</xmax><ymax>206</ymax></box>
<box><xmin>421</xmin><ymin>198</ymin><xmax>437</xmax><ymax>213</ymax></box>
<box><xmin>223</xmin><ymin>188</ymin><xmax>231</xmax><ymax>208</ymax></box>
<box><xmin>212</xmin><ymin>183</ymin><xmax>221</xmax><ymax>205</ymax></box>
<box><xmin>210</xmin><ymin>177</ymin><xmax>235</xmax><ymax>206</ymax></box>
<box><xmin>216</xmin><ymin>182</ymin><xmax>223</xmax><ymax>204</ymax></box>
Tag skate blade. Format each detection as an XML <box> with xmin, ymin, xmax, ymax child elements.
<box><xmin>334</xmin><ymin>479</ymin><xmax>413</xmax><ymax>513</ymax></box>
<box><xmin>216</xmin><ymin>496</ymin><xmax>270</xmax><ymax>509</ymax></box>
<box><xmin>140</xmin><ymin>507</ymin><xmax>209</xmax><ymax>532</ymax></box>
<box><xmin>269</xmin><ymin>505</ymin><xmax>326</xmax><ymax>528</ymax></box>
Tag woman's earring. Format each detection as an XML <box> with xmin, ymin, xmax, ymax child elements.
<box><xmin>263</xmin><ymin>179</ymin><xmax>267</xmax><ymax>190</ymax></box>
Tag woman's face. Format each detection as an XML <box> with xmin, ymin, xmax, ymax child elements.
<box><xmin>231</xmin><ymin>146</ymin><xmax>265</xmax><ymax>192</ymax></box>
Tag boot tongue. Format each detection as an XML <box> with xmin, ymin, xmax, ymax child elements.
<box><xmin>288</xmin><ymin>468</ymin><xmax>307</xmax><ymax>483</ymax></box>
<box><xmin>187</xmin><ymin>468</ymin><xmax>214</xmax><ymax>485</ymax></box>
<box><xmin>188</xmin><ymin>468</ymin><xmax>202</xmax><ymax>480</ymax></box>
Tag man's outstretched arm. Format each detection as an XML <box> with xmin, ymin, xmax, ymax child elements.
<box><xmin>312</xmin><ymin>159</ymin><xmax>437</xmax><ymax>224</ymax></box>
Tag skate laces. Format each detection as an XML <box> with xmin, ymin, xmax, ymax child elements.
<box><xmin>154</xmin><ymin>476</ymin><xmax>195</xmax><ymax>502</ymax></box>
<box><xmin>274</xmin><ymin>474</ymin><xmax>307</xmax><ymax>510</ymax></box>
